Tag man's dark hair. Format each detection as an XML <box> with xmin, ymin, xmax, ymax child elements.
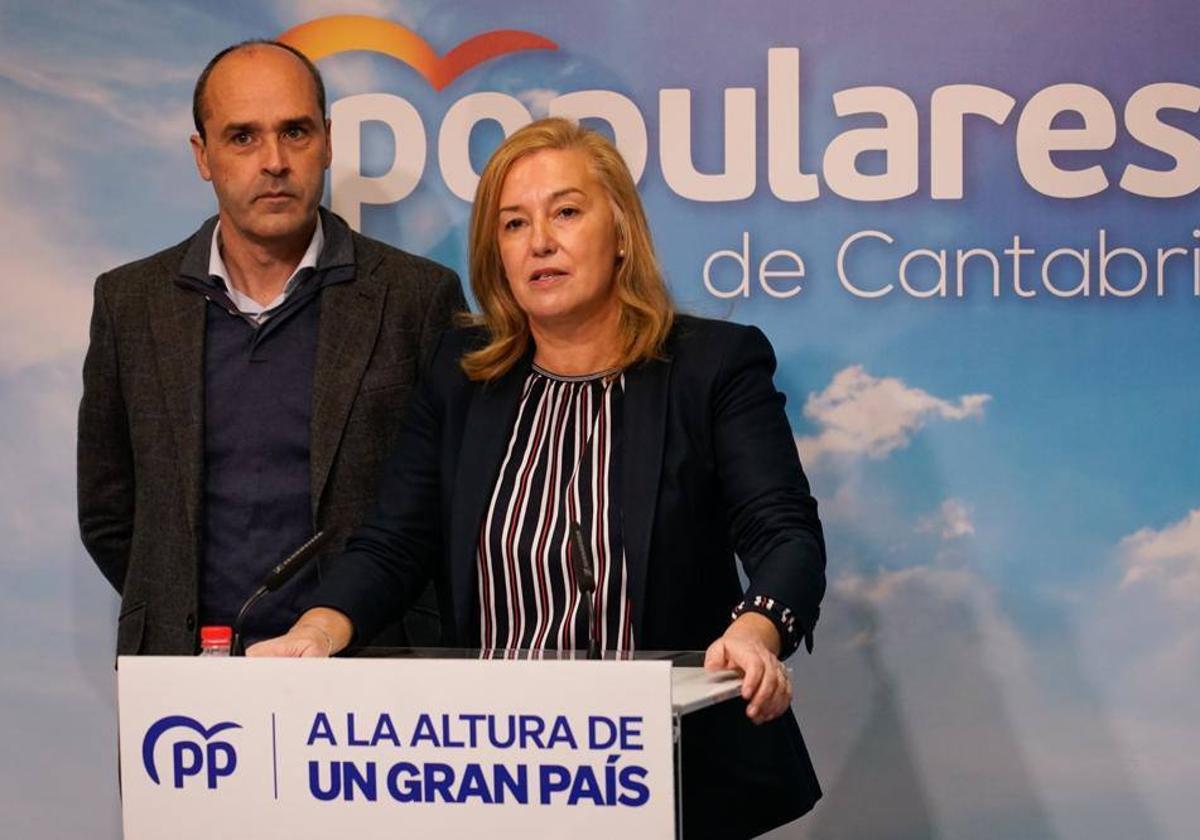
<box><xmin>192</xmin><ymin>39</ymin><xmax>327</xmax><ymax>140</ymax></box>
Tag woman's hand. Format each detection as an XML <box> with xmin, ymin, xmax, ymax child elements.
<box><xmin>245</xmin><ymin>608</ymin><xmax>353</xmax><ymax>658</ymax></box>
<box><xmin>704</xmin><ymin>611</ymin><xmax>792</xmax><ymax>724</ymax></box>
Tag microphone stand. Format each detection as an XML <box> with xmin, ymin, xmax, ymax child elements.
<box><xmin>231</xmin><ymin>586</ymin><xmax>269</xmax><ymax>657</ymax></box>
<box><xmin>231</xmin><ymin>530</ymin><xmax>332</xmax><ymax>655</ymax></box>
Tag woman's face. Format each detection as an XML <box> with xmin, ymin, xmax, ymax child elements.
<box><xmin>496</xmin><ymin>147</ymin><xmax>620</xmax><ymax>334</ymax></box>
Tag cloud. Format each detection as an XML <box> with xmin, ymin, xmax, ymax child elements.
<box><xmin>834</xmin><ymin>565</ymin><xmax>1027</xmax><ymax>673</ymax></box>
<box><xmin>314</xmin><ymin>52</ymin><xmax>388</xmax><ymax>96</ymax></box>
<box><xmin>0</xmin><ymin>50</ymin><xmax>194</xmax><ymax>152</ymax></box>
<box><xmin>917</xmin><ymin>498</ymin><xmax>976</xmax><ymax>541</ymax></box>
<box><xmin>0</xmin><ymin>228</ymin><xmax>94</xmax><ymax>375</ymax></box>
<box><xmin>0</xmin><ymin>123</ymin><xmax>116</xmax><ymax>374</ymax></box>
<box><xmin>811</xmin><ymin>494</ymin><xmax>1200</xmax><ymax>839</ymax></box>
<box><xmin>270</xmin><ymin>0</ymin><xmax>409</xmax><ymax>30</ymax></box>
<box><xmin>517</xmin><ymin>87</ymin><xmax>561</xmax><ymax>117</ymax></box>
<box><xmin>797</xmin><ymin>365</ymin><xmax>990</xmax><ymax>464</ymax></box>
<box><xmin>818</xmin><ymin>561</ymin><xmax>1189</xmax><ymax>840</ymax></box>
<box><xmin>0</xmin><ymin>52</ymin><xmax>193</xmax><ymax>101</ymax></box>
<box><xmin>0</xmin><ymin>96</ymin><xmax>125</xmax><ymax>374</ymax></box>
<box><xmin>815</xmin><ymin>565</ymin><xmax>1068</xmax><ymax>837</ymax></box>
<box><xmin>1118</xmin><ymin>508</ymin><xmax>1200</xmax><ymax>601</ymax></box>
<box><xmin>1067</xmin><ymin>517</ymin><xmax>1200</xmax><ymax>839</ymax></box>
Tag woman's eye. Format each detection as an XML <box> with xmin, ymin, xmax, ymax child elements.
<box><xmin>502</xmin><ymin>218</ymin><xmax>525</xmax><ymax>231</ymax></box>
<box><xmin>558</xmin><ymin>206</ymin><xmax>579</xmax><ymax>219</ymax></box>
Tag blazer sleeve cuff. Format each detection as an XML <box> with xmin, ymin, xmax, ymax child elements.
<box><xmin>732</xmin><ymin>595</ymin><xmax>817</xmax><ymax>658</ymax></box>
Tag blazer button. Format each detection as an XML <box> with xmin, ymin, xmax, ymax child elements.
<box><xmin>186</xmin><ymin>614</ymin><xmax>196</xmax><ymax>631</ymax></box>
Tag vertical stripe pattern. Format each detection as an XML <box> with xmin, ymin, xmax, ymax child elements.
<box><xmin>478</xmin><ymin>367</ymin><xmax>634</xmax><ymax>654</ymax></box>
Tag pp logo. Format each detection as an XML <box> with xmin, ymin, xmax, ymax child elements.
<box><xmin>142</xmin><ymin>715</ymin><xmax>242</xmax><ymax>790</ymax></box>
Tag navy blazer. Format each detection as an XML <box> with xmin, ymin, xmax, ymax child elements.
<box><xmin>320</xmin><ymin>315</ymin><xmax>825</xmax><ymax>649</ymax></box>
<box><xmin>316</xmin><ymin>314</ymin><xmax>826</xmax><ymax>836</ymax></box>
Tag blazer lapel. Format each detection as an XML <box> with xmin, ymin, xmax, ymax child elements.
<box><xmin>309</xmin><ymin>256</ymin><xmax>387</xmax><ymax>517</ymax></box>
<box><xmin>447</xmin><ymin>357</ymin><xmax>530</xmax><ymax>642</ymax></box>
<box><xmin>621</xmin><ymin>356</ymin><xmax>672</xmax><ymax>642</ymax></box>
<box><xmin>147</xmin><ymin>271</ymin><xmax>206</xmax><ymax>540</ymax></box>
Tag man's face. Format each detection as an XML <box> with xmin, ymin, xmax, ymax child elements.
<box><xmin>190</xmin><ymin>46</ymin><xmax>330</xmax><ymax>247</ymax></box>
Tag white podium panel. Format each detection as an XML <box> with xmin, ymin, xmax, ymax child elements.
<box><xmin>118</xmin><ymin>657</ymin><xmax>676</xmax><ymax>839</ymax></box>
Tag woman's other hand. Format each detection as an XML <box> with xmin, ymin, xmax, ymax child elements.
<box><xmin>245</xmin><ymin>608</ymin><xmax>352</xmax><ymax>658</ymax></box>
<box><xmin>704</xmin><ymin>611</ymin><xmax>792</xmax><ymax>724</ymax></box>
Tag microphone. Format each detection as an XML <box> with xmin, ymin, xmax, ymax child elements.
<box><xmin>231</xmin><ymin>530</ymin><xmax>333</xmax><ymax>655</ymax></box>
<box><xmin>569</xmin><ymin>522</ymin><xmax>601</xmax><ymax>660</ymax></box>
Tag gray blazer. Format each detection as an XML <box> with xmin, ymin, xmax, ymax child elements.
<box><xmin>77</xmin><ymin>210</ymin><xmax>465</xmax><ymax>655</ymax></box>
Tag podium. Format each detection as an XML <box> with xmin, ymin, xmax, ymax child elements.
<box><xmin>118</xmin><ymin>650</ymin><xmax>742</xmax><ymax>839</ymax></box>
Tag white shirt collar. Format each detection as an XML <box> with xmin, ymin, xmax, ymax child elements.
<box><xmin>208</xmin><ymin>216</ymin><xmax>324</xmax><ymax>322</ymax></box>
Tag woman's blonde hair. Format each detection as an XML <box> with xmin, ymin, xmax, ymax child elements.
<box><xmin>461</xmin><ymin>117</ymin><xmax>674</xmax><ymax>381</ymax></box>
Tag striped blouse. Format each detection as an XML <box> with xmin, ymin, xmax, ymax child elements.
<box><xmin>476</xmin><ymin>365</ymin><xmax>634</xmax><ymax>654</ymax></box>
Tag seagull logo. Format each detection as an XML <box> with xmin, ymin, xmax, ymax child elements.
<box><xmin>278</xmin><ymin>16</ymin><xmax>558</xmax><ymax>91</ymax></box>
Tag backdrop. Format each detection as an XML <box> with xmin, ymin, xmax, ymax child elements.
<box><xmin>2</xmin><ymin>1</ymin><xmax>1197</xmax><ymax>837</ymax></box>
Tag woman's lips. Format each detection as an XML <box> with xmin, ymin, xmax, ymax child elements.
<box><xmin>529</xmin><ymin>268</ymin><xmax>568</xmax><ymax>285</ymax></box>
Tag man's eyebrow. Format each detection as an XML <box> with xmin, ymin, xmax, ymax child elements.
<box><xmin>499</xmin><ymin>187</ymin><xmax>586</xmax><ymax>214</ymax></box>
<box><xmin>221</xmin><ymin>121</ymin><xmax>259</xmax><ymax>136</ymax></box>
<box><xmin>220</xmin><ymin>116</ymin><xmax>318</xmax><ymax>135</ymax></box>
<box><xmin>280</xmin><ymin>115</ymin><xmax>318</xmax><ymax>128</ymax></box>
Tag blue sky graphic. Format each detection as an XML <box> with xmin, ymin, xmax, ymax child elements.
<box><xmin>1</xmin><ymin>1</ymin><xmax>1197</xmax><ymax>838</ymax></box>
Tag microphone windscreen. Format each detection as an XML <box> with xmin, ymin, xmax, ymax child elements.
<box><xmin>263</xmin><ymin>530</ymin><xmax>333</xmax><ymax>592</ymax></box>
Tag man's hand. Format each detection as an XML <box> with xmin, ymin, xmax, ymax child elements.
<box><xmin>246</xmin><ymin>608</ymin><xmax>352</xmax><ymax>658</ymax></box>
<box><xmin>703</xmin><ymin>611</ymin><xmax>792</xmax><ymax>724</ymax></box>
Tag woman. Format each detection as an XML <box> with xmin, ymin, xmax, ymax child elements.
<box><xmin>251</xmin><ymin>118</ymin><xmax>826</xmax><ymax>836</ymax></box>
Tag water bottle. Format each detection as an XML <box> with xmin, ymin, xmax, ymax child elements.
<box><xmin>199</xmin><ymin>625</ymin><xmax>233</xmax><ymax>656</ymax></box>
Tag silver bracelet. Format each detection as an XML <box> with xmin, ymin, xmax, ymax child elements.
<box><xmin>296</xmin><ymin>623</ymin><xmax>334</xmax><ymax>656</ymax></box>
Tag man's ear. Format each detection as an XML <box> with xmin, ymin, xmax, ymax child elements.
<box><xmin>190</xmin><ymin>133</ymin><xmax>212</xmax><ymax>182</ymax></box>
<box><xmin>323</xmin><ymin>118</ymin><xmax>333</xmax><ymax>169</ymax></box>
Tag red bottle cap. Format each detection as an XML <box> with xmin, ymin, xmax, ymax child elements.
<box><xmin>200</xmin><ymin>625</ymin><xmax>233</xmax><ymax>645</ymax></box>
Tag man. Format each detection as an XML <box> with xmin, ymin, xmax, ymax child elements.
<box><xmin>77</xmin><ymin>40</ymin><xmax>464</xmax><ymax>655</ymax></box>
